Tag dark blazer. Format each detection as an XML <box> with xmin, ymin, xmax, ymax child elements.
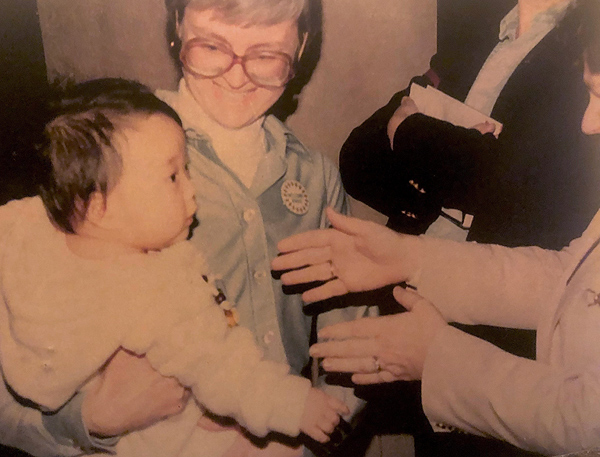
<box><xmin>340</xmin><ymin>2</ymin><xmax>600</xmax><ymax>250</ymax></box>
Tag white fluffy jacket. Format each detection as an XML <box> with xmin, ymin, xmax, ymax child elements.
<box><xmin>0</xmin><ymin>197</ymin><xmax>309</xmax><ymax>438</ymax></box>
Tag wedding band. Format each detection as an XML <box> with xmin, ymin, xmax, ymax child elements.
<box><xmin>373</xmin><ymin>356</ymin><xmax>381</xmax><ymax>373</ymax></box>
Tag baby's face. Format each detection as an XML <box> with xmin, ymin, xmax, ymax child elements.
<box><xmin>102</xmin><ymin>114</ymin><xmax>197</xmax><ymax>252</ymax></box>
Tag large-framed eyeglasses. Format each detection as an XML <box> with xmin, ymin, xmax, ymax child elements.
<box><xmin>180</xmin><ymin>37</ymin><xmax>295</xmax><ymax>89</ymax></box>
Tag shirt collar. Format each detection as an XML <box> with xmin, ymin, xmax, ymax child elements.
<box><xmin>158</xmin><ymin>79</ymin><xmax>311</xmax><ymax>162</ymax></box>
<box><xmin>263</xmin><ymin>115</ymin><xmax>299</xmax><ymax>159</ymax></box>
<box><xmin>499</xmin><ymin>0</ymin><xmax>573</xmax><ymax>41</ymax></box>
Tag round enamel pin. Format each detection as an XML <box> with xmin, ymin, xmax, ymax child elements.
<box><xmin>281</xmin><ymin>180</ymin><xmax>309</xmax><ymax>215</ymax></box>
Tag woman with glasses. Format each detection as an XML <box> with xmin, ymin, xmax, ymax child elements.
<box><xmin>0</xmin><ymin>2</ymin><xmax>360</xmax><ymax>457</ymax></box>
<box><xmin>154</xmin><ymin>1</ymin><xmax>359</xmax><ymax>456</ymax></box>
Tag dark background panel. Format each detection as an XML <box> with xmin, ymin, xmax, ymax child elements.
<box><xmin>0</xmin><ymin>0</ymin><xmax>48</xmax><ymax>205</ymax></box>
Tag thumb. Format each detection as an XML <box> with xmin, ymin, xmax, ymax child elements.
<box><xmin>393</xmin><ymin>286</ymin><xmax>425</xmax><ymax>312</ymax></box>
<box><xmin>400</xmin><ymin>96</ymin><xmax>418</xmax><ymax>113</ymax></box>
<box><xmin>326</xmin><ymin>207</ymin><xmax>368</xmax><ymax>237</ymax></box>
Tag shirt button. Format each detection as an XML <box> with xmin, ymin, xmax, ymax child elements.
<box><xmin>243</xmin><ymin>209</ymin><xmax>256</xmax><ymax>222</ymax></box>
<box><xmin>436</xmin><ymin>423</ymin><xmax>455</xmax><ymax>431</ymax></box>
<box><xmin>263</xmin><ymin>330</ymin><xmax>275</xmax><ymax>344</ymax></box>
<box><xmin>254</xmin><ymin>270</ymin><xmax>267</xmax><ymax>280</ymax></box>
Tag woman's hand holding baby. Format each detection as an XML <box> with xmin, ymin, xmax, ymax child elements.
<box><xmin>300</xmin><ymin>388</ymin><xmax>349</xmax><ymax>443</ymax></box>
<box><xmin>82</xmin><ymin>349</ymin><xmax>189</xmax><ymax>437</ymax></box>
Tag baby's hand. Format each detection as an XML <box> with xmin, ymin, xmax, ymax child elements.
<box><xmin>299</xmin><ymin>388</ymin><xmax>349</xmax><ymax>443</ymax></box>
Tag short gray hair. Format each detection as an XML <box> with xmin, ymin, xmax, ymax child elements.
<box><xmin>176</xmin><ymin>0</ymin><xmax>305</xmax><ymax>26</ymax></box>
<box><xmin>165</xmin><ymin>0</ymin><xmax>319</xmax><ymax>67</ymax></box>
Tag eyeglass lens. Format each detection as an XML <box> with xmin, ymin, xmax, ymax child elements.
<box><xmin>182</xmin><ymin>39</ymin><xmax>293</xmax><ymax>88</ymax></box>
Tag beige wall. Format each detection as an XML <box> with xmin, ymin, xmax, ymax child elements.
<box><xmin>37</xmin><ymin>0</ymin><xmax>436</xmax><ymax>222</ymax></box>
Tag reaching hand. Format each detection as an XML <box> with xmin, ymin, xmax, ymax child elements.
<box><xmin>310</xmin><ymin>287</ymin><xmax>447</xmax><ymax>384</ymax></box>
<box><xmin>388</xmin><ymin>96</ymin><xmax>419</xmax><ymax>148</ymax></box>
<box><xmin>299</xmin><ymin>388</ymin><xmax>349</xmax><ymax>443</ymax></box>
<box><xmin>271</xmin><ymin>208</ymin><xmax>422</xmax><ymax>303</ymax></box>
<box><xmin>82</xmin><ymin>349</ymin><xmax>190</xmax><ymax>436</ymax></box>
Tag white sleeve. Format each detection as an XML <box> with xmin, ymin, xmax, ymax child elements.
<box><xmin>125</xmin><ymin>246</ymin><xmax>311</xmax><ymax>437</ymax></box>
<box><xmin>415</xmin><ymin>236</ymin><xmax>576</xmax><ymax>329</ymax></box>
<box><xmin>422</xmin><ymin>326</ymin><xmax>600</xmax><ymax>455</ymax></box>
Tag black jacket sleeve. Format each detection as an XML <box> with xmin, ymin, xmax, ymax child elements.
<box><xmin>392</xmin><ymin>114</ymin><xmax>501</xmax><ymax>215</ymax></box>
<box><xmin>340</xmin><ymin>97</ymin><xmax>500</xmax><ymax>235</ymax></box>
<box><xmin>339</xmin><ymin>75</ymin><xmax>438</xmax><ymax>235</ymax></box>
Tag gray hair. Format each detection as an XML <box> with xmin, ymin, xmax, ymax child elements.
<box><xmin>165</xmin><ymin>0</ymin><xmax>319</xmax><ymax>67</ymax></box>
<box><xmin>180</xmin><ymin>0</ymin><xmax>305</xmax><ymax>26</ymax></box>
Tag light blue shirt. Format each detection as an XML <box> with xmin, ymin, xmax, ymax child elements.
<box><xmin>0</xmin><ymin>384</ymin><xmax>116</xmax><ymax>456</ymax></box>
<box><xmin>184</xmin><ymin>116</ymin><xmax>352</xmax><ymax>373</ymax></box>
<box><xmin>158</xmin><ymin>85</ymin><xmax>355</xmax><ymax>376</ymax></box>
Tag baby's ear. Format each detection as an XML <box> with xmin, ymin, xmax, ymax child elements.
<box><xmin>83</xmin><ymin>192</ymin><xmax>107</xmax><ymax>225</ymax></box>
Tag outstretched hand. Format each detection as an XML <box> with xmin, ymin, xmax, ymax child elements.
<box><xmin>271</xmin><ymin>208</ymin><xmax>422</xmax><ymax>303</ymax></box>
<box><xmin>309</xmin><ymin>287</ymin><xmax>447</xmax><ymax>384</ymax></box>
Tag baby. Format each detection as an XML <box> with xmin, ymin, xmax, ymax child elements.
<box><xmin>0</xmin><ymin>78</ymin><xmax>347</xmax><ymax>446</ymax></box>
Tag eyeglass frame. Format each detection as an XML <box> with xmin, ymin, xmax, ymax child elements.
<box><xmin>179</xmin><ymin>37</ymin><xmax>297</xmax><ymax>89</ymax></box>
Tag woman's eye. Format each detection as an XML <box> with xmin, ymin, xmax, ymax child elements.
<box><xmin>199</xmin><ymin>42</ymin><xmax>220</xmax><ymax>52</ymax></box>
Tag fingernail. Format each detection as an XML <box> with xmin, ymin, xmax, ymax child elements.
<box><xmin>322</xmin><ymin>359</ymin><xmax>332</xmax><ymax>370</ymax></box>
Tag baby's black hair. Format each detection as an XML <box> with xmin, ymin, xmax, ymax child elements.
<box><xmin>39</xmin><ymin>78</ymin><xmax>182</xmax><ymax>233</ymax></box>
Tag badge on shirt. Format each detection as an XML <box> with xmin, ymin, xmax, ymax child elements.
<box><xmin>281</xmin><ymin>180</ymin><xmax>309</xmax><ymax>215</ymax></box>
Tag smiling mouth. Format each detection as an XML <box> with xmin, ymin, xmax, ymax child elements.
<box><xmin>213</xmin><ymin>80</ymin><xmax>257</xmax><ymax>95</ymax></box>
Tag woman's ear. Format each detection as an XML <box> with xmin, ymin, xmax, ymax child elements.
<box><xmin>297</xmin><ymin>32</ymin><xmax>308</xmax><ymax>61</ymax></box>
<box><xmin>175</xmin><ymin>10</ymin><xmax>182</xmax><ymax>40</ymax></box>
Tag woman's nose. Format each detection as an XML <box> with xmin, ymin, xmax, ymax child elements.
<box><xmin>221</xmin><ymin>59</ymin><xmax>251</xmax><ymax>89</ymax></box>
